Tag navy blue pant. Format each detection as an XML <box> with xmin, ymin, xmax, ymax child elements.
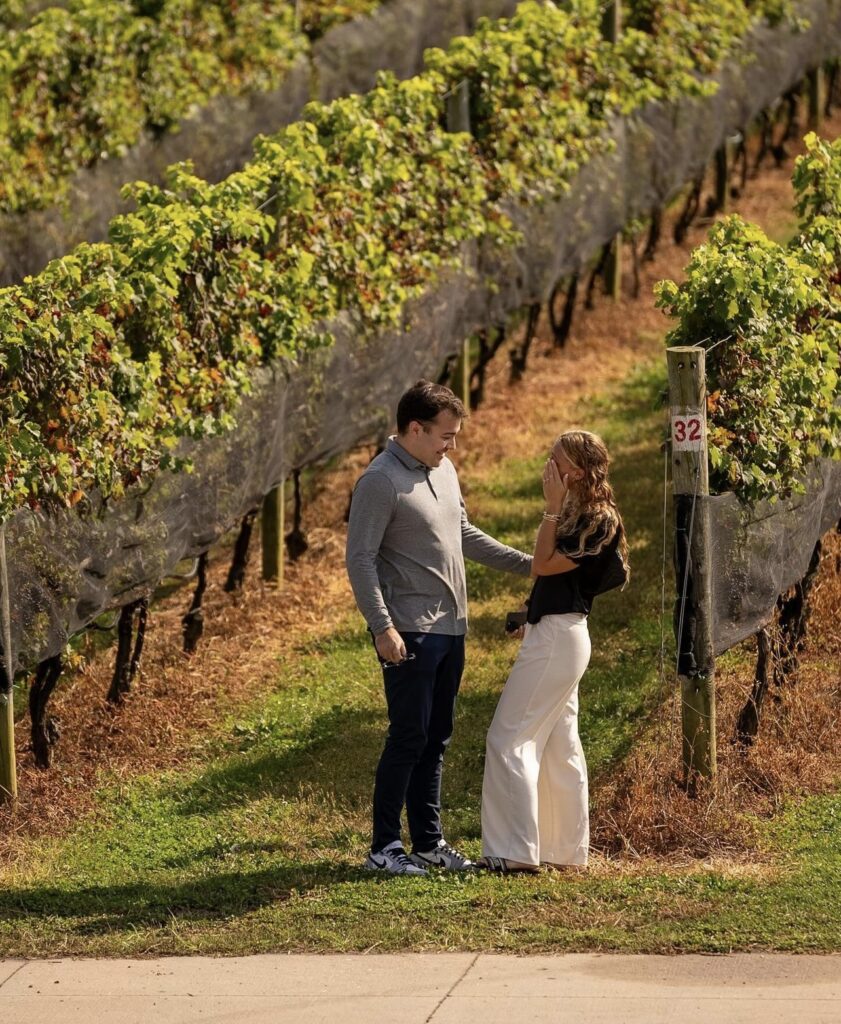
<box><xmin>372</xmin><ymin>631</ymin><xmax>465</xmax><ymax>853</ymax></box>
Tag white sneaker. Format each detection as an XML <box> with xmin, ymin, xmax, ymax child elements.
<box><xmin>364</xmin><ymin>845</ymin><xmax>429</xmax><ymax>876</ymax></box>
<box><xmin>410</xmin><ymin>840</ymin><xmax>477</xmax><ymax>871</ymax></box>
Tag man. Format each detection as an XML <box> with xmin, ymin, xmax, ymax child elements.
<box><xmin>346</xmin><ymin>379</ymin><xmax>533</xmax><ymax>876</ymax></box>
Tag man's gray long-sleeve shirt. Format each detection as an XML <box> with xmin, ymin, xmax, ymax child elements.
<box><xmin>346</xmin><ymin>437</ymin><xmax>532</xmax><ymax>636</ymax></box>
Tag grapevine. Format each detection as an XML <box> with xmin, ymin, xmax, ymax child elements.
<box><xmin>657</xmin><ymin>133</ymin><xmax>841</xmax><ymax>503</ymax></box>
<box><xmin>0</xmin><ymin>0</ymin><xmax>828</xmax><ymax>520</ymax></box>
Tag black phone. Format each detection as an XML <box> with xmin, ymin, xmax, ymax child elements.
<box><xmin>504</xmin><ymin>610</ymin><xmax>528</xmax><ymax>634</ymax></box>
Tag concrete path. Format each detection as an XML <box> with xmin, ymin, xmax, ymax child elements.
<box><xmin>2</xmin><ymin>953</ymin><xmax>840</xmax><ymax>1023</ymax></box>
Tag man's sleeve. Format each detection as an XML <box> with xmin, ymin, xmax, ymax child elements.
<box><xmin>346</xmin><ymin>470</ymin><xmax>398</xmax><ymax>635</ymax></box>
<box><xmin>460</xmin><ymin>503</ymin><xmax>533</xmax><ymax>576</ymax></box>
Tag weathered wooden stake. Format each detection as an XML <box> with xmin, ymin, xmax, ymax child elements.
<box><xmin>0</xmin><ymin>689</ymin><xmax>13</xmax><ymax>802</ymax></box>
<box><xmin>0</xmin><ymin>526</ymin><xmax>15</xmax><ymax>803</ymax></box>
<box><xmin>808</xmin><ymin>66</ymin><xmax>824</xmax><ymax>130</ymax></box>
<box><xmin>668</xmin><ymin>346</ymin><xmax>717</xmax><ymax>781</ymax></box>
<box><xmin>446</xmin><ymin>78</ymin><xmax>471</xmax><ymax>136</ymax></box>
<box><xmin>601</xmin><ymin>2</ymin><xmax>622</xmax><ymax>300</ymax></box>
<box><xmin>601</xmin><ymin>0</ymin><xmax>621</xmax><ymax>42</ymax></box>
<box><xmin>714</xmin><ymin>142</ymin><xmax>731</xmax><ymax>215</ymax></box>
<box><xmin>262</xmin><ymin>482</ymin><xmax>286</xmax><ymax>585</ymax></box>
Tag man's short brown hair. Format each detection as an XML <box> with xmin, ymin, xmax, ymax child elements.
<box><xmin>396</xmin><ymin>380</ymin><xmax>466</xmax><ymax>434</ymax></box>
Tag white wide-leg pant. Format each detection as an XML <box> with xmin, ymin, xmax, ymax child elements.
<box><xmin>481</xmin><ymin>613</ymin><xmax>591</xmax><ymax>867</ymax></box>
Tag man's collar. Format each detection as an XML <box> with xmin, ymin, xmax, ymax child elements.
<box><xmin>386</xmin><ymin>436</ymin><xmax>428</xmax><ymax>471</ymax></box>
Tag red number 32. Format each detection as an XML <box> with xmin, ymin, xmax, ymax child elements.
<box><xmin>674</xmin><ymin>418</ymin><xmax>702</xmax><ymax>442</ymax></box>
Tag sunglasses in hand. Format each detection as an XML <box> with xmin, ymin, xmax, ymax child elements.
<box><xmin>381</xmin><ymin>652</ymin><xmax>417</xmax><ymax>669</ymax></box>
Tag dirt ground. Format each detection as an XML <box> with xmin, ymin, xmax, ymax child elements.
<box><xmin>2</xmin><ymin>103</ymin><xmax>839</xmax><ymax>858</ymax></box>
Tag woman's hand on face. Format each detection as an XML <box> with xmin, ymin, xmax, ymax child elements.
<box><xmin>542</xmin><ymin>458</ymin><xmax>568</xmax><ymax>514</ymax></box>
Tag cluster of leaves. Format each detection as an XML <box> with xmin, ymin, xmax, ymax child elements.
<box><xmin>425</xmin><ymin>2</ymin><xmax>638</xmax><ymax>202</ymax></box>
<box><xmin>657</xmin><ymin>133</ymin><xmax>841</xmax><ymax>503</ymax></box>
<box><xmin>621</xmin><ymin>0</ymin><xmax>752</xmax><ymax>100</ymax></box>
<box><xmin>0</xmin><ymin>0</ymin><xmax>388</xmax><ymax>215</ymax></box>
<box><xmin>0</xmin><ymin>75</ymin><xmax>488</xmax><ymax>515</ymax></box>
<box><xmin>0</xmin><ymin>0</ymin><xmax>24</xmax><ymax>22</ymax></box>
<box><xmin>0</xmin><ymin>0</ymin><xmax>808</xmax><ymax>519</ymax></box>
<box><xmin>621</xmin><ymin>0</ymin><xmax>806</xmax><ymax>102</ymax></box>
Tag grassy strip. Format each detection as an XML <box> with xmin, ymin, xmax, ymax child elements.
<box><xmin>2</xmin><ymin>356</ymin><xmax>838</xmax><ymax>956</ymax></box>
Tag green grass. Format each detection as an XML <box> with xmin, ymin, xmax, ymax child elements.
<box><xmin>1</xmin><ymin>357</ymin><xmax>839</xmax><ymax>956</ymax></box>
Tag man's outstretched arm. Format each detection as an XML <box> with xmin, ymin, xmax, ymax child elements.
<box><xmin>461</xmin><ymin>506</ymin><xmax>532</xmax><ymax>576</ymax></box>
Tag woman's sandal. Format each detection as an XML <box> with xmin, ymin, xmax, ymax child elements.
<box><xmin>479</xmin><ymin>857</ymin><xmax>540</xmax><ymax>875</ymax></box>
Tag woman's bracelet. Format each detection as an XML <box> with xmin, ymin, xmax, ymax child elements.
<box><xmin>542</xmin><ymin>512</ymin><xmax>562</xmax><ymax>522</ymax></box>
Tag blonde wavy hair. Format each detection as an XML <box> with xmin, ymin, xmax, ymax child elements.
<box><xmin>552</xmin><ymin>429</ymin><xmax>629</xmax><ymax>579</ymax></box>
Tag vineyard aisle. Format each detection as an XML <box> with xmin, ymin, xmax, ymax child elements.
<box><xmin>0</xmin><ymin>118</ymin><xmax>839</xmax><ymax>957</ymax></box>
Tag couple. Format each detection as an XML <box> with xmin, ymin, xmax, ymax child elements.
<box><xmin>346</xmin><ymin>380</ymin><xmax>628</xmax><ymax>876</ymax></box>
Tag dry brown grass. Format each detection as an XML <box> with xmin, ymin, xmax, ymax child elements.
<box><xmin>0</xmin><ymin>453</ymin><xmax>368</xmax><ymax>857</ymax></box>
<box><xmin>2</xmin><ymin>105</ymin><xmax>839</xmax><ymax>867</ymax></box>
<box><xmin>592</xmin><ymin>530</ymin><xmax>841</xmax><ymax>860</ymax></box>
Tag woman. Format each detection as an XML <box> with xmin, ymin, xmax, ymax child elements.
<box><xmin>479</xmin><ymin>430</ymin><xmax>629</xmax><ymax>873</ymax></box>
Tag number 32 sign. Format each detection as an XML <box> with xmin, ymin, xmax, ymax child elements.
<box><xmin>671</xmin><ymin>408</ymin><xmax>705</xmax><ymax>451</ymax></box>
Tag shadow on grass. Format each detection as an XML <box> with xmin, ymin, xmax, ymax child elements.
<box><xmin>0</xmin><ymin>690</ymin><xmax>506</xmax><ymax>928</ymax></box>
<box><xmin>0</xmin><ymin>859</ymin><xmax>373</xmax><ymax>933</ymax></box>
<box><xmin>176</xmin><ymin>704</ymin><xmax>384</xmax><ymax>816</ymax></box>
<box><xmin>174</xmin><ymin>687</ymin><xmax>502</xmax><ymax>820</ymax></box>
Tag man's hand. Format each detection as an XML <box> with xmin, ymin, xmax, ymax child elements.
<box><xmin>375</xmin><ymin>627</ymin><xmax>407</xmax><ymax>665</ymax></box>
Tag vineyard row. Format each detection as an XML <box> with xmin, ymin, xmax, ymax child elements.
<box><xmin>0</xmin><ymin>0</ymin><xmax>831</xmax><ymax>525</ymax></box>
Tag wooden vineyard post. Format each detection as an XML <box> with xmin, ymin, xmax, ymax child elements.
<box><xmin>667</xmin><ymin>346</ymin><xmax>717</xmax><ymax>781</ymax></box>
<box><xmin>602</xmin><ymin>2</ymin><xmax>622</xmax><ymax>301</ymax></box>
<box><xmin>604</xmin><ymin>237</ymin><xmax>622</xmax><ymax>303</ymax></box>
<box><xmin>293</xmin><ymin>0</ymin><xmax>301</xmax><ymax>32</ymax></box>
<box><xmin>808</xmin><ymin>67</ymin><xmax>824</xmax><ymax>130</ymax></box>
<box><xmin>0</xmin><ymin>526</ymin><xmax>16</xmax><ymax>803</ymax></box>
<box><xmin>446</xmin><ymin>79</ymin><xmax>472</xmax><ymax>407</ymax></box>
<box><xmin>601</xmin><ymin>0</ymin><xmax>621</xmax><ymax>42</ymax></box>
<box><xmin>714</xmin><ymin>142</ymin><xmax>731</xmax><ymax>215</ymax></box>
<box><xmin>261</xmin><ymin>482</ymin><xmax>286</xmax><ymax>586</ymax></box>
